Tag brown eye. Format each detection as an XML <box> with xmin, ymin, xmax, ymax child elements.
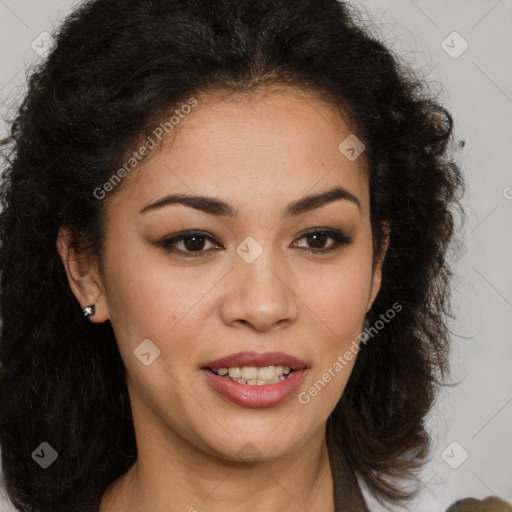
<box><xmin>182</xmin><ymin>236</ymin><xmax>208</xmax><ymax>252</ymax></box>
<box><xmin>159</xmin><ymin>231</ymin><xmax>221</xmax><ymax>257</ymax></box>
<box><xmin>305</xmin><ymin>232</ymin><xmax>329</xmax><ymax>249</ymax></box>
<box><xmin>293</xmin><ymin>229</ymin><xmax>352</xmax><ymax>253</ymax></box>
<box><xmin>159</xmin><ymin>228</ymin><xmax>352</xmax><ymax>258</ymax></box>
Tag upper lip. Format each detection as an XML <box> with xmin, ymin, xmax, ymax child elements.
<box><xmin>202</xmin><ymin>351</ymin><xmax>307</xmax><ymax>371</ymax></box>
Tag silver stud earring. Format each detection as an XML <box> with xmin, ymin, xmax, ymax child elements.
<box><xmin>83</xmin><ymin>305</ymin><xmax>95</xmax><ymax>318</ymax></box>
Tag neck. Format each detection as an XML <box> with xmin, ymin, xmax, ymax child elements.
<box><xmin>100</xmin><ymin>423</ymin><xmax>336</xmax><ymax>512</ymax></box>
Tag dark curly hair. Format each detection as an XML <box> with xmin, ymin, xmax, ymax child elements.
<box><xmin>0</xmin><ymin>0</ymin><xmax>465</xmax><ymax>510</ymax></box>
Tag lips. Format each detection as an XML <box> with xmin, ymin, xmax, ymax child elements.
<box><xmin>201</xmin><ymin>351</ymin><xmax>308</xmax><ymax>408</ymax></box>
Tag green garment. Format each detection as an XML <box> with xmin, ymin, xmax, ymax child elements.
<box><xmin>446</xmin><ymin>496</ymin><xmax>512</xmax><ymax>511</ymax></box>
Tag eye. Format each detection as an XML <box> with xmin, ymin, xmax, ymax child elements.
<box><xmin>158</xmin><ymin>228</ymin><xmax>352</xmax><ymax>258</ymax></box>
<box><xmin>292</xmin><ymin>228</ymin><xmax>352</xmax><ymax>253</ymax></box>
<box><xmin>158</xmin><ymin>231</ymin><xmax>222</xmax><ymax>258</ymax></box>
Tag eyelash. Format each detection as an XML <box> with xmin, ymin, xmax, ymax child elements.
<box><xmin>157</xmin><ymin>228</ymin><xmax>352</xmax><ymax>258</ymax></box>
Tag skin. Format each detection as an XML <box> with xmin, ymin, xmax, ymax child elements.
<box><xmin>57</xmin><ymin>86</ymin><xmax>389</xmax><ymax>512</ymax></box>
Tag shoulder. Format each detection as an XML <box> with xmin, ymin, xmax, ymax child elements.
<box><xmin>446</xmin><ymin>496</ymin><xmax>512</xmax><ymax>511</ymax></box>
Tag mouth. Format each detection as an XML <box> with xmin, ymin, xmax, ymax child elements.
<box><xmin>201</xmin><ymin>352</ymin><xmax>308</xmax><ymax>408</ymax></box>
<box><xmin>202</xmin><ymin>351</ymin><xmax>307</xmax><ymax>387</ymax></box>
<box><xmin>206</xmin><ymin>364</ymin><xmax>294</xmax><ymax>385</ymax></box>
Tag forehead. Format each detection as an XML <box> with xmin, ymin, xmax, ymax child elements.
<box><xmin>107</xmin><ymin>86</ymin><xmax>369</xmax><ymax>216</ymax></box>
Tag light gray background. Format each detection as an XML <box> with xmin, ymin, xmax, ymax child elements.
<box><xmin>0</xmin><ymin>1</ymin><xmax>511</xmax><ymax>511</ymax></box>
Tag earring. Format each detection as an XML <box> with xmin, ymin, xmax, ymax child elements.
<box><xmin>83</xmin><ymin>305</ymin><xmax>95</xmax><ymax>318</ymax></box>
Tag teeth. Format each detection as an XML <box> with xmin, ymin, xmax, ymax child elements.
<box><xmin>228</xmin><ymin>367</ymin><xmax>242</xmax><ymax>378</ymax></box>
<box><xmin>257</xmin><ymin>366</ymin><xmax>275</xmax><ymax>380</ymax></box>
<box><xmin>213</xmin><ymin>365</ymin><xmax>295</xmax><ymax>385</ymax></box>
<box><xmin>241</xmin><ymin>367</ymin><xmax>258</xmax><ymax>380</ymax></box>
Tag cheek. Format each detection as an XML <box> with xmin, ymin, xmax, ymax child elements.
<box><xmin>297</xmin><ymin>267</ymin><xmax>368</xmax><ymax>412</ymax></box>
<box><xmin>103</xmin><ymin>241</ymin><xmax>225</xmax><ymax>368</ymax></box>
<box><xmin>303</xmin><ymin>256</ymin><xmax>373</xmax><ymax>344</ymax></box>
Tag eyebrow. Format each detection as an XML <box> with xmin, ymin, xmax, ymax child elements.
<box><xmin>139</xmin><ymin>185</ymin><xmax>361</xmax><ymax>217</ymax></box>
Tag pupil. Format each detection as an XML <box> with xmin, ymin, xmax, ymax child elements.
<box><xmin>184</xmin><ymin>236</ymin><xmax>205</xmax><ymax>251</ymax></box>
<box><xmin>307</xmin><ymin>233</ymin><xmax>327</xmax><ymax>249</ymax></box>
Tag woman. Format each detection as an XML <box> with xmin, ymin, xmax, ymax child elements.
<box><xmin>0</xmin><ymin>0</ymin><xmax>509</xmax><ymax>510</ymax></box>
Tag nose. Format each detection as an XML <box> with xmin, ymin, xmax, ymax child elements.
<box><xmin>219</xmin><ymin>246</ymin><xmax>299</xmax><ymax>333</ymax></box>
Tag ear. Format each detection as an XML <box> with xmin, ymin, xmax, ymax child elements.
<box><xmin>366</xmin><ymin>220</ymin><xmax>391</xmax><ymax>313</ymax></box>
<box><xmin>56</xmin><ymin>226</ymin><xmax>110</xmax><ymax>323</ymax></box>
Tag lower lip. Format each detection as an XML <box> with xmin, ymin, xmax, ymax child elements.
<box><xmin>202</xmin><ymin>368</ymin><xmax>307</xmax><ymax>408</ymax></box>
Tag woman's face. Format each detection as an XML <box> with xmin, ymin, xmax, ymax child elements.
<box><xmin>70</xmin><ymin>87</ymin><xmax>387</xmax><ymax>463</ymax></box>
